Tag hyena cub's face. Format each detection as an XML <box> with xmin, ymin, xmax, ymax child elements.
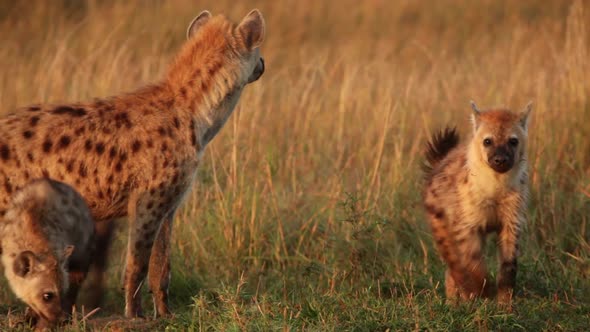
<box><xmin>470</xmin><ymin>102</ymin><xmax>533</xmax><ymax>174</ymax></box>
<box><xmin>186</xmin><ymin>9</ymin><xmax>265</xmax><ymax>85</ymax></box>
<box><xmin>10</xmin><ymin>248</ymin><xmax>72</xmax><ymax>323</ymax></box>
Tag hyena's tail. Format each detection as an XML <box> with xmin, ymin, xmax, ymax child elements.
<box><xmin>422</xmin><ymin>127</ymin><xmax>459</xmax><ymax>174</ymax></box>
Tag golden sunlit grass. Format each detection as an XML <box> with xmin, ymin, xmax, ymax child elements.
<box><xmin>0</xmin><ymin>0</ymin><xmax>589</xmax><ymax>330</ymax></box>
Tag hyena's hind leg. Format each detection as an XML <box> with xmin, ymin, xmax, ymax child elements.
<box><xmin>148</xmin><ymin>210</ymin><xmax>176</xmax><ymax>318</ymax></box>
<box><xmin>83</xmin><ymin>219</ymin><xmax>115</xmax><ymax>310</ymax></box>
<box><xmin>425</xmin><ymin>203</ymin><xmax>465</xmax><ymax>301</ymax></box>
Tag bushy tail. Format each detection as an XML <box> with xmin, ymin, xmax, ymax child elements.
<box><xmin>423</xmin><ymin>127</ymin><xmax>460</xmax><ymax>174</ymax></box>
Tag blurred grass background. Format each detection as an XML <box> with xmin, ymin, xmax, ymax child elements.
<box><xmin>0</xmin><ymin>0</ymin><xmax>589</xmax><ymax>330</ymax></box>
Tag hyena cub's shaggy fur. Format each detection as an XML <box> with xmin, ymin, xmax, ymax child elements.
<box><xmin>0</xmin><ymin>178</ymin><xmax>95</xmax><ymax>330</ymax></box>
<box><xmin>423</xmin><ymin>101</ymin><xmax>532</xmax><ymax>306</ymax></box>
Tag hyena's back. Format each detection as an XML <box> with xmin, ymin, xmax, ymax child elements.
<box><xmin>0</xmin><ymin>88</ymin><xmax>196</xmax><ymax>221</ymax></box>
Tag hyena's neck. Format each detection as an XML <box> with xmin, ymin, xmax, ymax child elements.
<box><xmin>164</xmin><ymin>50</ymin><xmax>244</xmax><ymax>147</ymax></box>
<box><xmin>466</xmin><ymin>143</ymin><xmax>525</xmax><ymax>197</ymax></box>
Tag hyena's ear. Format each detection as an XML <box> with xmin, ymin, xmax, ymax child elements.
<box><xmin>470</xmin><ymin>100</ymin><xmax>482</xmax><ymax>131</ymax></box>
<box><xmin>519</xmin><ymin>101</ymin><xmax>533</xmax><ymax>130</ymax></box>
<box><xmin>63</xmin><ymin>245</ymin><xmax>75</xmax><ymax>259</ymax></box>
<box><xmin>237</xmin><ymin>9</ymin><xmax>265</xmax><ymax>50</ymax></box>
<box><xmin>186</xmin><ymin>10</ymin><xmax>212</xmax><ymax>40</ymax></box>
<box><xmin>13</xmin><ymin>251</ymin><xmax>36</xmax><ymax>277</ymax></box>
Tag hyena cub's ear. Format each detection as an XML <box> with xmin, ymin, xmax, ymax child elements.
<box><xmin>186</xmin><ymin>10</ymin><xmax>212</xmax><ymax>39</ymax></box>
<box><xmin>13</xmin><ymin>251</ymin><xmax>36</xmax><ymax>277</ymax></box>
<box><xmin>519</xmin><ymin>101</ymin><xmax>533</xmax><ymax>130</ymax></box>
<box><xmin>237</xmin><ymin>9</ymin><xmax>265</xmax><ymax>50</ymax></box>
<box><xmin>470</xmin><ymin>100</ymin><xmax>482</xmax><ymax>131</ymax></box>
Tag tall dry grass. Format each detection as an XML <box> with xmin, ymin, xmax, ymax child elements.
<box><xmin>0</xmin><ymin>0</ymin><xmax>588</xmax><ymax>322</ymax></box>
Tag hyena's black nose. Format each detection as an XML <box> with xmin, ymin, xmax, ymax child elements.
<box><xmin>493</xmin><ymin>155</ymin><xmax>508</xmax><ymax>166</ymax></box>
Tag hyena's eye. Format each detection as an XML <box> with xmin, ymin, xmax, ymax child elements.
<box><xmin>483</xmin><ymin>138</ymin><xmax>493</xmax><ymax>147</ymax></box>
<box><xmin>508</xmin><ymin>138</ymin><xmax>519</xmax><ymax>146</ymax></box>
<box><xmin>42</xmin><ymin>292</ymin><xmax>55</xmax><ymax>302</ymax></box>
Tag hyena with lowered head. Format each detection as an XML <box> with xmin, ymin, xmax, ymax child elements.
<box><xmin>0</xmin><ymin>9</ymin><xmax>265</xmax><ymax>317</ymax></box>
<box><xmin>0</xmin><ymin>178</ymin><xmax>95</xmax><ymax>330</ymax></box>
<box><xmin>423</xmin><ymin>101</ymin><xmax>532</xmax><ymax>307</ymax></box>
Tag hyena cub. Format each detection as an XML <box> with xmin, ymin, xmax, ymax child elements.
<box><xmin>423</xmin><ymin>101</ymin><xmax>532</xmax><ymax>306</ymax></box>
<box><xmin>0</xmin><ymin>178</ymin><xmax>95</xmax><ymax>329</ymax></box>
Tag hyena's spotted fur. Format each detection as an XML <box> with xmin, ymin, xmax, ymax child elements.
<box><xmin>0</xmin><ymin>9</ymin><xmax>265</xmax><ymax>318</ymax></box>
<box><xmin>423</xmin><ymin>101</ymin><xmax>532</xmax><ymax>307</ymax></box>
<box><xmin>0</xmin><ymin>178</ymin><xmax>95</xmax><ymax>330</ymax></box>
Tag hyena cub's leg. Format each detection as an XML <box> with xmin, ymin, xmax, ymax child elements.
<box><xmin>496</xmin><ymin>213</ymin><xmax>521</xmax><ymax>307</ymax></box>
<box><xmin>453</xmin><ymin>229</ymin><xmax>494</xmax><ymax>299</ymax></box>
<box><xmin>148</xmin><ymin>210</ymin><xmax>176</xmax><ymax>318</ymax></box>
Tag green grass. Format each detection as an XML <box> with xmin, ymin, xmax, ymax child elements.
<box><xmin>0</xmin><ymin>0</ymin><xmax>589</xmax><ymax>330</ymax></box>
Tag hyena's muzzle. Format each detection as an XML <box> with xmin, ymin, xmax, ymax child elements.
<box><xmin>487</xmin><ymin>145</ymin><xmax>515</xmax><ymax>173</ymax></box>
<box><xmin>248</xmin><ymin>57</ymin><xmax>264</xmax><ymax>83</ymax></box>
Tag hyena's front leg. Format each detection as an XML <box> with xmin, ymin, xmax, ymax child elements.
<box><xmin>454</xmin><ymin>227</ymin><xmax>494</xmax><ymax>299</ymax></box>
<box><xmin>148</xmin><ymin>209</ymin><xmax>176</xmax><ymax>318</ymax></box>
<box><xmin>496</xmin><ymin>216</ymin><xmax>521</xmax><ymax>307</ymax></box>
<box><xmin>124</xmin><ymin>194</ymin><xmax>166</xmax><ymax>318</ymax></box>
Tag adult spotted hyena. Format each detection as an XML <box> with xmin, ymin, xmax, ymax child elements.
<box><xmin>0</xmin><ymin>178</ymin><xmax>95</xmax><ymax>330</ymax></box>
<box><xmin>423</xmin><ymin>101</ymin><xmax>532</xmax><ymax>308</ymax></box>
<box><xmin>0</xmin><ymin>9</ymin><xmax>265</xmax><ymax>317</ymax></box>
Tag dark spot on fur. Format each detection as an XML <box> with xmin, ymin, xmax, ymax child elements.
<box><xmin>208</xmin><ymin>62</ymin><xmax>222</xmax><ymax>76</ymax></box>
<box><xmin>51</xmin><ymin>106</ymin><xmax>87</xmax><ymax>117</ymax></box>
<box><xmin>109</xmin><ymin>147</ymin><xmax>117</xmax><ymax>159</ymax></box>
<box><xmin>75</xmin><ymin>126</ymin><xmax>85</xmax><ymax>135</ymax></box>
<box><xmin>102</xmin><ymin>127</ymin><xmax>112</xmax><ymax>135</ymax></box>
<box><xmin>30</xmin><ymin>116</ymin><xmax>40</xmax><ymax>126</ymax></box>
<box><xmin>161</xmin><ymin>143</ymin><xmax>168</xmax><ymax>152</ymax></box>
<box><xmin>26</xmin><ymin>152</ymin><xmax>34</xmax><ymax>162</ymax></box>
<box><xmin>149</xmin><ymin>188</ymin><xmax>156</xmax><ymax>195</ymax></box>
<box><xmin>157</xmin><ymin>126</ymin><xmax>166</xmax><ymax>136</ymax></box>
<box><xmin>58</xmin><ymin>135</ymin><xmax>71</xmax><ymax>149</ymax></box>
<box><xmin>23</xmin><ymin>130</ymin><xmax>34</xmax><ymax>139</ymax></box>
<box><xmin>173</xmin><ymin>117</ymin><xmax>180</xmax><ymax>129</ymax></box>
<box><xmin>114</xmin><ymin>112</ymin><xmax>132</xmax><ymax>129</ymax></box>
<box><xmin>147</xmin><ymin>201</ymin><xmax>154</xmax><ymax>210</ymax></box>
<box><xmin>28</xmin><ymin>106</ymin><xmax>41</xmax><ymax>112</ymax></box>
<box><xmin>24</xmin><ymin>171</ymin><xmax>30</xmax><ymax>180</ymax></box>
<box><xmin>66</xmin><ymin>160</ymin><xmax>74</xmax><ymax>173</ymax></box>
<box><xmin>131</xmin><ymin>140</ymin><xmax>141</xmax><ymax>153</ymax></box>
<box><xmin>180</xmin><ymin>88</ymin><xmax>187</xmax><ymax>98</ymax></box>
<box><xmin>107</xmin><ymin>175</ymin><xmax>114</xmax><ymax>184</ymax></box>
<box><xmin>84</xmin><ymin>139</ymin><xmax>93</xmax><ymax>151</ymax></box>
<box><xmin>0</xmin><ymin>145</ymin><xmax>9</xmax><ymax>161</ymax></box>
<box><xmin>42</xmin><ymin>139</ymin><xmax>53</xmax><ymax>153</ymax></box>
<box><xmin>119</xmin><ymin>152</ymin><xmax>127</xmax><ymax>163</ymax></box>
<box><xmin>95</xmin><ymin>142</ymin><xmax>105</xmax><ymax>155</ymax></box>
<box><xmin>78</xmin><ymin>162</ymin><xmax>87</xmax><ymax>178</ymax></box>
<box><xmin>146</xmin><ymin>139</ymin><xmax>154</xmax><ymax>148</ymax></box>
<box><xmin>115</xmin><ymin>162</ymin><xmax>122</xmax><ymax>172</ymax></box>
<box><xmin>42</xmin><ymin>169</ymin><xmax>50</xmax><ymax>178</ymax></box>
<box><xmin>425</xmin><ymin>204</ymin><xmax>444</xmax><ymax>219</ymax></box>
<box><xmin>4</xmin><ymin>182</ymin><xmax>12</xmax><ymax>194</ymax></box>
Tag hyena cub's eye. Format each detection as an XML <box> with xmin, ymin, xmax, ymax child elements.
<box><xmin>483</xmin><ymin>138</ymin><xmax>493</xmax><ymax>147</ymax></box>
<box><xmin>508</xmin><ymin>137</ymin><xmax>519</xmax><ymax>146</ymax></box>
<box><xmin>42</xmin><ymin>292</ymin><xmax>55</xmax><ymax>302</ymax></box>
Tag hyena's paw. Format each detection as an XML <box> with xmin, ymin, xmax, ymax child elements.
<box><xmin>497</xmin><ymin>289</ymin><xmax>514</xmax><ymax>313</ymax></box>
